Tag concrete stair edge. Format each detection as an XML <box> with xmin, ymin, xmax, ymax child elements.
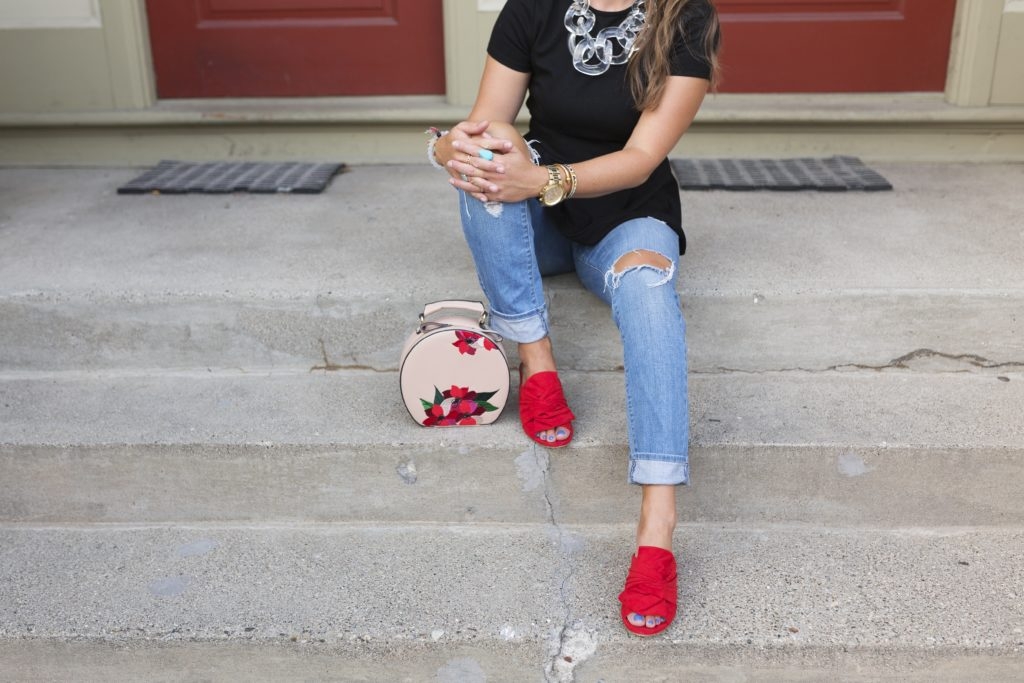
<box><xmin>2</xmin><ymin>443</ymin><xmax>1023</xmax><ymax>528</ymax></box>
<box><xmin>2</xmin><ymin>638</ymin><xmax>1023</xmax><ymax>683</ymax></box>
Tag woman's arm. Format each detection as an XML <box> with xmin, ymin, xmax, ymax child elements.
<box><xmin>467</xmin><ymin>57</ymin><xmax>530</xmax><ymax>125</ymax></box>
<box><xmin>569</xmin><ymin>75</ymin><xmax>709</xmax><ymax>199</ymax></box>
<box><xmin>459</xmin><ymin>74</ymin><xmax>709</xmax><ymax>204</ymax></box>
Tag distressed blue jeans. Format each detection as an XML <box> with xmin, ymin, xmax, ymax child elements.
<box><xmin>459</xmin><ymin>191</ymin><xmax>690</xmax><ymax>485</ymax></box>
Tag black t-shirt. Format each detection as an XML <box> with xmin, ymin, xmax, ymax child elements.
<box><xmin>487</xmin><ymin>0</ymin><xmax>715</xmax><ymax>253</ymax></box>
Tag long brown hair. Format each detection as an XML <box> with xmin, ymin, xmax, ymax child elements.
<box><xmin>627</xmin><ymin>0</ymin><xmax>721</xmax><ymax>110</ymax></box>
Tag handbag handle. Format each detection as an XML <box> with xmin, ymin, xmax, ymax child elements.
<box><xmin>419</xmin><ymin>300</ymin><xmax>489</xmax><ymax>329</ymax></box>
<box><xmin>422</xmin><ymin>300</ymin><xmax>485</xmax><ymax>318</ymax></box>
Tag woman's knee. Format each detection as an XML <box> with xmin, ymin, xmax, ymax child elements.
<box><xmin>605</xmin><ymin>249</ymin><xmax>676</xmax><ymax>292</ymax></box>
<box><xmin>484</xmin><ymin>122</ymin><xmax>532</xmax><ymax>159</ymax></box>
<box><xmin>612</xmin><ymin>249</ymin><xmax>672</xmax><ymax>274</ymax></box>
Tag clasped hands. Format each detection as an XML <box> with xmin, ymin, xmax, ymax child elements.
<box><xmin>436</xmin><ymin>120</ymin><xmax>547</xmax><ymax>204</ymax></box>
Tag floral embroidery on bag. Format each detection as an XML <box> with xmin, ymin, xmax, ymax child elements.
<box><xmin>421</xmin><ymin>385</ymin><xmax>499</xmax><ymax>426</ymax></box>
<box><xmin>452</xmin><ymin>330</ymin><xmax>498</xmax><ymax>356</ymax></box>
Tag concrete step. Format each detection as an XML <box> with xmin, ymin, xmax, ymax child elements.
<box><xmin>3</xmin><ymin>289</ymin><xmax>1022</xmax><ymax>375</ymax></box>
<box><xmin>2</xmin><ymin>164</ymin><xmax>1024</xmax><ymax>374</ymax></box>
<box><xmin>3</xmin><ymin>164</ymin><xmax>1022</xmax><ymax>298</ymax></box>
<box><xmin>1</xmin><ymin>371</ymin><xmax>1021</xmax><ymax>527</ymax></box>
<box><xmin>1</xmin><ymin>523</ymin><xmax>1022</xmax><ymax>681</ymax></box>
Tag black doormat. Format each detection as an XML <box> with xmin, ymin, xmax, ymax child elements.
<box><xmin>670</xmin><ymin>156</ymin><xmax>892</xmax><ymax>191</ymax></box>
<box><xmin>117</xmin><ymin>161</ymin><xmax>346</xmax><ymax>195</ymax></box>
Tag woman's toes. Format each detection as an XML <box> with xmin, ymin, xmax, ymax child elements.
<box><xmin>628</xmin><ymin>613</ymin><xmax>645</xmax><ymax>626</ymax></box>
<box><xmin>534</xmin><ymin>427</ymin><xmax>570</xmax><ymax>444</ymax></box>
<box><xmin>645</xmin><ymin>615</ymin><xmax>659</xmax><ymax>628</ymax></box>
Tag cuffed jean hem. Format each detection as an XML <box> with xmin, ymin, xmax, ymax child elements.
<box><xmin>628</xmin><ymin>456</ymin><xmax>690</xmax><ymax>486</ymax></box>
<box><xmin>488</xmin><ymin>305</ymin><xmax>550</xmax><ymax>344</ymax></box>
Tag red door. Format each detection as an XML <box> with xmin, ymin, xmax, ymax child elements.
<box><xmin>715</xmin><ymin>0</ymin><xmax>959</xmax><ymax>92</ymax></box>
<box><xmin>146</xmin><ymin>0</ymin><xmax>445</xmax><ymax>98</ymax></box>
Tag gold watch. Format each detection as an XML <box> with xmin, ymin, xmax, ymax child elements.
<box><xmin>537</xmin><ymin>164</ymin><xmax>566</xmax><ymax>207</ymax></box>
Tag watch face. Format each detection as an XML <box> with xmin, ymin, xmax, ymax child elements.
<box><xmin>542</xmin><ymin>185</ymin><xmax>565</xmax><ymax>205</ymax></box>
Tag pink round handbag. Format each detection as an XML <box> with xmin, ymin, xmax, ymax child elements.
<box><xmin>399</xmin><ymin>300</ymin><xmax>510</xmax><ymax>427</ymax></box>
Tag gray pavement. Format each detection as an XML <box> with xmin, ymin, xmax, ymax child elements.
<box><xmin>1</xmin><ymin>162</ymin><xmax>1023</xmax><ymax>680</ymax></box>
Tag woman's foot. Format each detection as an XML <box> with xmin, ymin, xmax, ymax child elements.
<box><xmin>519</xmin><ymin>337</ymin><xmax>571</xmax><ymax>444</ymax></box>
<box><xmin>625</xmin><ymin>485</ymin><xmax>678</xmax><ymax>630</ymax></box>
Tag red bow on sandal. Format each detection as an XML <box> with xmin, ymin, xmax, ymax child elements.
<box><xmin>518</xmin><ymin>367</ymin><xmax>575</xmax><ymax>448</ymax></box>
<box><xmin>618</xmin><ymin>545</ymin><xmax>678</xmax><ymax>637</ymax></box>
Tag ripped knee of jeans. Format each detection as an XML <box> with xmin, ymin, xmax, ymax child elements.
<box><xmin>604</xmin><ymin>249</ymin><xmax>675</xmax><ymax>291</ymax></box>
<box><xmin>462</xmin><ymin>187</ymin><xmax>504</xmax><ymax>219</ymax></box>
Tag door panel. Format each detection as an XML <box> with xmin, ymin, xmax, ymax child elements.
<box><xmin>715</xmin><ymin>0</ymin><xmax>959</xmax><ymax>92</ymax></box>
<box><xmin>146</xmin><ymin>0</ymin><xmax>445</xmax><ymax>98</ymax></box>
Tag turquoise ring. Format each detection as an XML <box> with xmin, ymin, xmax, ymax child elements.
<box><xmin>477</xmin><ymin>149</ymin><xmax>494</xmax><ymax>161</ymax></box>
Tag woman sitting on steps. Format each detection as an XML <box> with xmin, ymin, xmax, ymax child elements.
<box><xmin>428</xmin><ymin>0</ymin><xmax>720</xmax><ymax>636</ymax></box>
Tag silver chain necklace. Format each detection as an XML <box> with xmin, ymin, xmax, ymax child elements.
<box><xmin>564</xmin><ymin>0</ymin><xmax>646</xmax><ymax>76</ymax></box>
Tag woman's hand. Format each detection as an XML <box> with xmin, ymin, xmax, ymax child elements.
<box><xmin>446</xmin><ymin>128</ymin><xmax>547</xmax><ymax>204</ymax></box>
<box><xmin>434</xmin><ymin>120</ymin><xmax>510</xmax><ymax>181</ymax></box>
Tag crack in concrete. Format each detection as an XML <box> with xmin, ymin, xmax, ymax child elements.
<box><xmin>309</xmin><ymin>338</ymin><xmax>344</xmax><ymax>373</ymax></box>
<box><xmin>308</xmin><ymin>338</ymin><xmax>387</xmax><ymax>373</ymax></box>
<box><xmin>869</xmin><ymin>348</ymin><xmax>1024</xmax><ymax>371</ymax></box>
<box><xmin>531</xmin><ymin>447</ymin><xmax>589</xmax><ymax>683</ymax></box>
<box><xmin>702</xmin><ymin>348</ymin><xmax>1024</xmax><ymax>376</ymax></box>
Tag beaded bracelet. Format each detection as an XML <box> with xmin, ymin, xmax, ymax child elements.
<box><xmin>425</xmin><ymin>127</ymin><xmax>449</xmax><ymax>170</ymax></box>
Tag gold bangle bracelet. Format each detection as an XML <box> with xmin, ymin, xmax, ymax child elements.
<box><xmin>563</xmin><ymin>163</ymin><xmax>578</xmax><ymax>199</ymax></box>
<box><xmin>554</xmin><ymin>163</ymin><xmax>568</xmax><ymax>197</ymax></box>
